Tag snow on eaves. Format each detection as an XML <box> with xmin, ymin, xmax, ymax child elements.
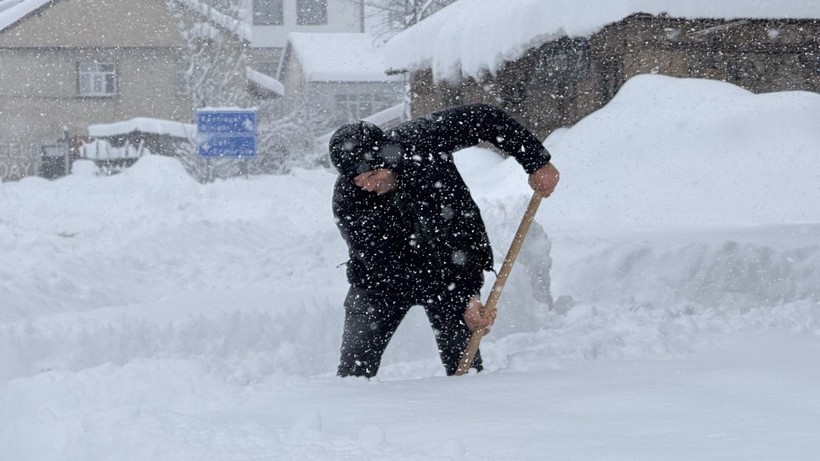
<box><xmin>0</xmin><ymin>0</ymin><xmax>51</xmax><ymax>32</ymax></box>
<box><xmin>384</xmin><ymin>0</ymin><xmax>820</xmax><ymax>83</ymax></box>
<box><xmin>246</xmin><ymin>66</ymin><xmax>284</xmax><ymax>96</ymax></box>
<box><xmin>288</xmin><ymin>32</ymin><xmax>402</xmax><ymax>83</ymax></box>
<box><xmin>0</xmin><ymin>0</ymin><xmax>23</xmax><ymax>13</ymax></box>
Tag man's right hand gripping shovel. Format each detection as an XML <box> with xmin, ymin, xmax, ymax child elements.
<box><xmin>463</xmin><ymin>296</ymin><xmax>496</xmax><ymax>333</ymax></box>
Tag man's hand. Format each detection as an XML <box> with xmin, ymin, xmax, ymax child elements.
<box><xmin>463</xmin><ymin>296</ymin><xmax>496</xmax><ymax>334</ymax></box>
<box><xmin>353</xmin><ymin>168</ymin><xmax>398</xmax><ymax>194</ymax></box>
<box><xmin>528</xmin><ymin>163</ymin><xmax>560</xmax><ymax>198</ymax></box>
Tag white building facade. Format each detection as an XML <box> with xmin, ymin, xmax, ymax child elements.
<box><xmin>220</xmin><ymin>0</ymin><xmax>365</xmax><ymax>76</ymax></box>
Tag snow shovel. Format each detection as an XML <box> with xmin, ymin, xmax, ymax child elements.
<box><xmin>455</xmin><ymin>192</ymin><xmax>544</xmax><ymax>376</ymax></box>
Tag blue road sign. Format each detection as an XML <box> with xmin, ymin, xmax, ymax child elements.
<box><xmin>196</xmin><ymin>109</ymin><xmax>257</xmax><ymax>158</ymax></box>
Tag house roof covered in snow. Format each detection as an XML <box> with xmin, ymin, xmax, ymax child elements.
<box><xmin>0</xmin><ymin>0</ymin><xmax>185</xmax><ymax>47</ymax></box>
<box><xmin>246</xmin><ymin>66</ymin><xmax>285</xmax><ymax>96</ymax></box>
<box><xmin>0</xmin><ymin>0</ymin><xmax>50</xmax><ymax>32</ymax></box>
<box><xmin>384</xmin><ymin>0</ymin><xmax>820</xmax><ymax>82</ymax></box>
<box><xmin>284</xmin><ymin>32</ymin><xmax>402</xmax><ymax>83</ymax></box>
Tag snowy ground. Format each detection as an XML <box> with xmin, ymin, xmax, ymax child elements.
<box><xmin>2</xmin><ymin>75</ymin><xmax>819</xmax><ymax>460</ymax></box>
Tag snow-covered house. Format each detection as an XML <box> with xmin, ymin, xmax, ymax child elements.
<box><xmin>0</xmin><ymin>0</ymin><xmax>190</xmax><ymax>180</ymax></box>
<box><xmin>176</xmin><ymin>0</ymin><xmax>364</xmax><ymax>85</ymax></box>
<box><xmin>275</xmin><ymin>32</ymin><xmax>403</xmax><ymax>136</ymax></box>
<box><xmin>384</xmin><ymin>0</ymin><xmax>820</xmax><ymax>138</ymax></box>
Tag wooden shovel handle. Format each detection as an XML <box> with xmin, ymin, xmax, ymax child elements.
<box><xmin>455</xmin><ymin>192</ymin><xmax>544</xmax><ymax>376</ymax></box>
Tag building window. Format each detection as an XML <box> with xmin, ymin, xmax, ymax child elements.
<box><xmin>297</xmin><ymin>0</ymin><xmax>327</xmax><ymax>25</ymax></box>
<box><xmin>78</xmin><ymin>62</ymin><xmax>117</xmax><ymax>97</ymax></box>
<box><xmin>253</xmin><ymin>0</ymin><xmax>284</xmax><ymax>25</ymax></box>
<box><xmin>335</xmin><ymin>93</ymin><xmax>391</xmax><ymax>123</ymax></box>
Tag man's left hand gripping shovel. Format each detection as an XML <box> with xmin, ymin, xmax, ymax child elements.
<box><xmin>454</xmin><ymin>192</ymin><xmax>544</xmax><ymax>376</ymax></box>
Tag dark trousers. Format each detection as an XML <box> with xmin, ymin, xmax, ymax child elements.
<box><xmin>337</xmin><ymin>286</ymin><xmax>483</xmax><ymax>378</ymax></box>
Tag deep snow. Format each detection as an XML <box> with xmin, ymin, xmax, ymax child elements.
<box><xmin>1</xmin><ymin>75</ymin><xmax>819</xmax><ymax>460</ymax></box>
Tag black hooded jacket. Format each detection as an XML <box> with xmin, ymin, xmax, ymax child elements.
<box><xmin>332</xmin><ymin>104</ymin><xmax>551</xmax><ymax>301</ymax></box>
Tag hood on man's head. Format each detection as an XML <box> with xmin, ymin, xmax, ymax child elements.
<box><xmin>329</xmin><ymin>121</ymin><xmax>386</xmax><ymax>180</ymax></box>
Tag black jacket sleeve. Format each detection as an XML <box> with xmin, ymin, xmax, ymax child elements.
<box><xmin>422</xmin><ymin>103</ymin><xmax>552</xmax><ymax>174</ymax></box>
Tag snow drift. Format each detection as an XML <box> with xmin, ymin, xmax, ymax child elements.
<box><xmin>1</xmin><ymin>75</ymin><xmax>819</xmax><ymax>460</ymax></box>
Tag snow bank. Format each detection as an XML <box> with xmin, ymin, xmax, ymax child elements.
<box><xmin>2</xmin><ymin>73</ymin><xmax>820</xmax><ymax>461</ymax></box>
<box><xmin>2</xmin><ymin>75</ymin><xmax>818</xmax><ymax>383</ymax></box>
<box><xmin>542</xmin><ymin>75</ymin><xmax>820</xmax><ymax>229</ymax></box>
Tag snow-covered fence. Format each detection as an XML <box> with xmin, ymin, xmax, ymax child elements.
<box><xmin>80</xmin><ymin>139</ymin><xmax>147</xmax><ymax>175</ymax></box>
<box><xmin>86</xmin><ymin>118</ymin><xmax>196</xmax><ymax>175</ymax></box>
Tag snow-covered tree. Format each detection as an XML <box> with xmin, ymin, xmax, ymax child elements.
<box><xmin>167</xmin><ymin>0</ymin><xmax>252</xmax><ymax>111</ymax></box>
<box><xmin>167</xmin><ymin>0</ymin><xmax>327</xmax><ymax>179</ymax></box>
<box><xmin>351</xmin><ymin>1</ymin><xmax>461</xmax><ymax>120</ymax></box>
<box><xmin>355</xmin><ymin>0</ymin><xmax>460</xmax><ymax>41</ymax></box>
